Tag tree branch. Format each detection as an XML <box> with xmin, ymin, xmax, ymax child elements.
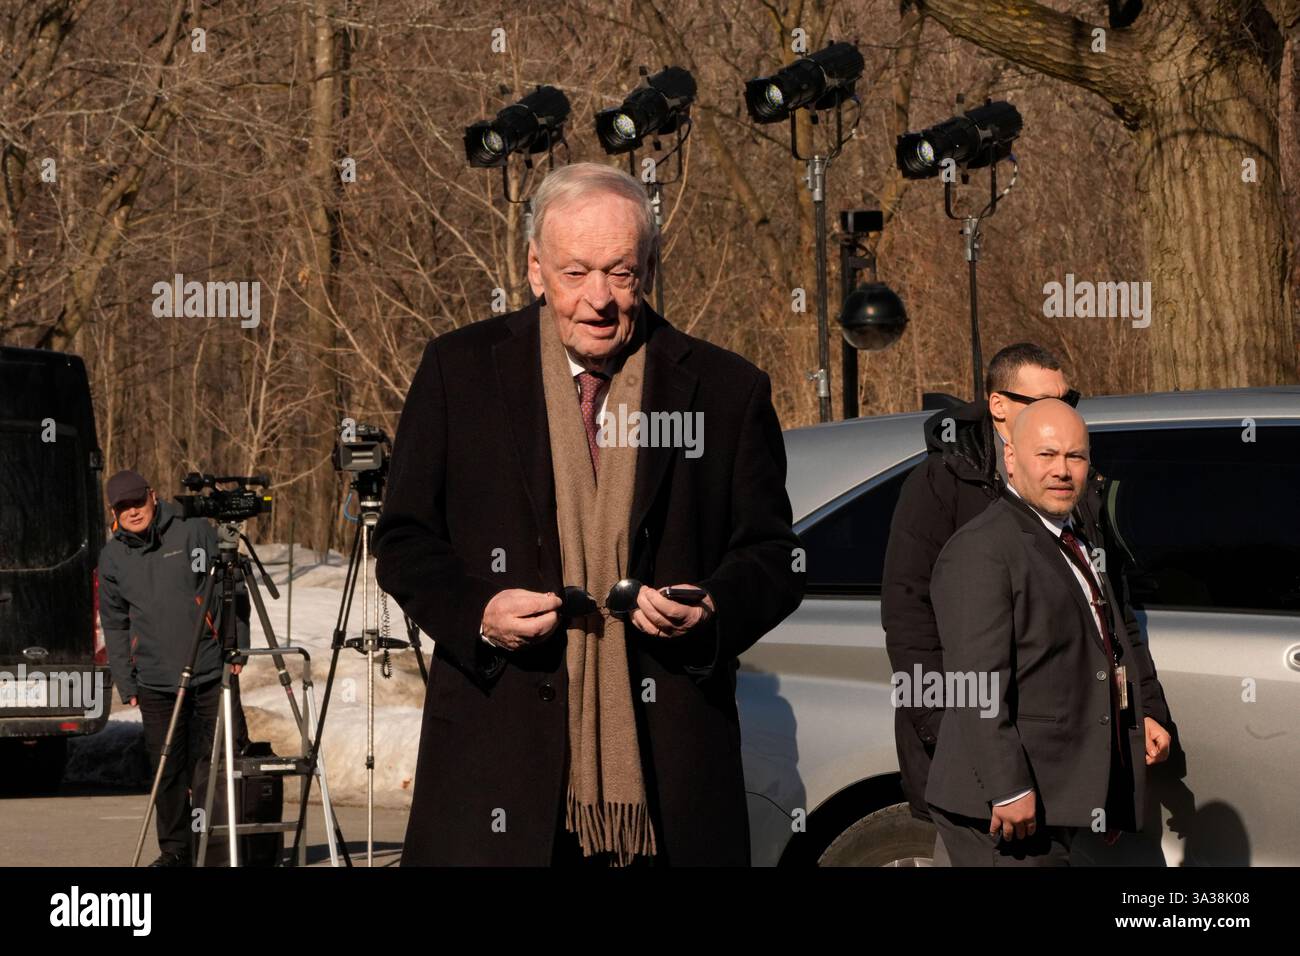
<box><xmin>916</xmin><ymin>0</ymin><xmax>1149</xmax><ymax>122</ymax></box>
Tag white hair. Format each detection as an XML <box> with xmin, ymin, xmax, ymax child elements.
<box><xmin>526</xmin><ymin>162</ymin><xmax>658</xmax><ymax>260</ymax></box>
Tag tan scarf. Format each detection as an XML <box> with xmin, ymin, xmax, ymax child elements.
<box><xmin>538</xmin><ymin>302</ymin><xmax>657</xmax><ymax>865</ymax></box>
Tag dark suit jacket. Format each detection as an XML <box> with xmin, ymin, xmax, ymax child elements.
<box><xmin>373</xmin><ymin>297</ymin><xmax>804</xmax><ymax>865</ymax></box>
<box><xmin>925</xmin><ymin>492</ymin><xmax>1150</xmax><ymax>829</ymax></box>
<box><xmin>883</xmin><ymin>403</ymin><xmax>1172</xmax><ymax>823</ymax></box>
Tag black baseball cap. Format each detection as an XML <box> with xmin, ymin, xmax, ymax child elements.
<box><xmin>106</xmin><ymin>469</ymin><xmax>150</xmax><ymax>508</ymax></box>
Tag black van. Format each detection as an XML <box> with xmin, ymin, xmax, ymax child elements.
<box><xmin>0</xmin><ymin>346</ymin><xmax>111</xmax><ymax>790</ymax></box>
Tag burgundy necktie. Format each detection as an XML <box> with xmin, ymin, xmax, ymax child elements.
<box><xmin>576</xmin><ymin>371</ymin><xmax>606</xmax><ymax>478</ymax></box>
<box><xmin>1058</xmin><ymin>527</ymin><xmax>1114</xmax><ymax>656</ymax></box>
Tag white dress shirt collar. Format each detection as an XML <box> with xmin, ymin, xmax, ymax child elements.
<box><xmin>1005</xmin><ymin>482</ymin><xmax>1071</xmax><ymax>537</ymax></box>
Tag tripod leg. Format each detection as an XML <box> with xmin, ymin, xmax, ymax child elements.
<box><xmin>303</xmin><ymin>682</ymin><xmax>340</xmax><ymax>866</ymax></box>
<box><xmin>287</xmin><ymin>637</ymin><xmax>353</xmax><ymax>866</ymax></box>
<box><xmin>405</xmin><ymin>613</ymin><xmax>428</xmax><ymax>686</ymax></box>
<box><xmin>240</xmin><ymin>561</ymin><xmax>305</xmax><ymax>728</ymax></box>
<box><xmin>222</xmin><ymin>667</ymin><xmax>239</xmax><ymax>867</ymax></box>
<box><xmin>235</xmin><ymin>548</ymin><xmax>357</xmax><ymax>864</ymax></box>
<box><xmin>287</xmin><ymin>524</ymin><xmax>364</xmax><ymax>866</ymax></box>
<box><xmin>131</xmin><ymin>566</ymin><xmax>219</xmax><ymax>866</ymax></box>
<box><xmin>368</xmin><ymin>633</ymin><xmax>375</xmax><ymax>867</ymax></box>
<box><xmin>197</xmin><ymin>678</ymin><xmax>225</xmax><ymax>868</ymax></box>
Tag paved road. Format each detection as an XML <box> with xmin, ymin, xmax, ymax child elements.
<box><xmin>0</xmin><ymin>785</ymin><xmax>409</xmax><ymax>867</ymax></box>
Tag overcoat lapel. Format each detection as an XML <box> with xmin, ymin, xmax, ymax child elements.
<box><xmin>491</xmin><ymin>299</ymin><xmax>563</xmax><ymax>588</ymax></box>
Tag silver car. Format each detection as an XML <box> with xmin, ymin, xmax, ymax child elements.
<box><xmin>739</xmin><ymin>387</ymin><xmax>1300</xmax><ymax>866</ymax></box>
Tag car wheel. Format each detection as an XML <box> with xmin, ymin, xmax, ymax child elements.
<box><xmin>818</xmin><ymin>802</ymin><xmax>937</xmax><ymax>867</ymax></box>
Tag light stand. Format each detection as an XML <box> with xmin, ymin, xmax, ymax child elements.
<box><xmin>896</xmin><ymin>99</ymin><xmax>1023</xmax><ymax>402</ymax></box>
<box><xmin>620</xmin><ymin>120</ymin><xmax>689</xmax><ymax>319</ymax></box>
<box><xmin>789</xmin><ymin>103</ymin><xmax>859</xmax><ymax>422</ymax></box>
<box><xmin>597</xmin><ymin>65</ymin><xmax>696</xmax><ymax>320</ymax></box>
<box><xmin>944</xmin><ymin>154</ymin><xmax>1019</xmax><ymax>403</ymax></box>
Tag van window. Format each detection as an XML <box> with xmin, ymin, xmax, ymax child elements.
<box><xmin>0</xmin><ymin>427</ymin><xmax>87</xmax><ymax>570</ymax></box>
<box><xmin>1090</xmin><ymin>424</ymin><xmax>1300</xmax><ymax>613</ymax></box>
<box><xmin>800</xmin><ymin>463</ymin><xmax>917</xmax><ymax>594</ymax></box>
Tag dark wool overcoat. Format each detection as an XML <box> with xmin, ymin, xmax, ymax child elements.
<box><xmin>374</xmin><ymin>298</ymin><xmax>805</xmax><ymax>866</ymax></box>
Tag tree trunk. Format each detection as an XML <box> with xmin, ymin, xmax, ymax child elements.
<box><xmin>1139</xmin><ymin>52</ymin><xmax>1290</xmax><ymax>388</ymax></box>
<box><xmin>917</xmin><ymin>0</ymin><xmax>1300</xmax><ymax>389</ymax></box>
<box><xmin>304</xmin><ymin>0</ymin><xmax>342</xmax><ymax>555</ymax></box>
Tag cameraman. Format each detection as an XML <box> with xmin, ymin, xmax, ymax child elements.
<box><xmin>98</xmin><ymin>469</ymin><xmax>250</xmax><ymax>867</ymax></box>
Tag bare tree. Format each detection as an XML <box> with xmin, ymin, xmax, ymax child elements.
<box><xmin>913</xmin><ymin>0</ymin><xmax>1299</xmax><ymax>388</ymax></box>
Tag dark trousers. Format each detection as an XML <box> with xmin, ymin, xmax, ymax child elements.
<box><xmin>137</xmin><ymin>676</ymin><xmax>249</xmax><ymax>858</ymax></box>
<box><xmin>929</xmin><ymin>805</ymin><xmax>1076</xmax><ymax>867</ymax></box>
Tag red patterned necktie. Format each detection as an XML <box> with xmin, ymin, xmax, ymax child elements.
<box><xmin>576</xmin><ymin>371</ymin><xmax>606</xmax><ymax>478</ymax></box>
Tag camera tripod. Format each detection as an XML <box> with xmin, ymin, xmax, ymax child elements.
<box><xmin>289</xmin><ymin>468</ymin><xmax>428</xmax><ymax>867</ymax></box>
<box><xmin>130</xmin><ymin>520</ymin><xmax>344</xmax><ymax>867</ymax></box>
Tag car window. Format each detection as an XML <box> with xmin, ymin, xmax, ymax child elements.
<box><xmin>799</xmin><ymin>462</ymin><xmax>918</xmax><ymax>595</ymax></box>
<box><xmin>0</xmin><ymin>426</ymin><xmax>87</xmax><ymax>570</ymax></box>
<box><xmin>1090</xmin><ymin>423</ymin><xmax>1300</xmax><ymax>613</ymax></box>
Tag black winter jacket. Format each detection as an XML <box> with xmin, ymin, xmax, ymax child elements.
<box><xmin>98</xmin><ymin>500</ymin><xmax>250</xmax><ymax>701</ymax></box>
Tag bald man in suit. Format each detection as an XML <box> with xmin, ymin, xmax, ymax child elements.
<box><xmin>926</xmin><ymin>400</ymin><xmax>1171</xmax><ymax>865</ymax></box>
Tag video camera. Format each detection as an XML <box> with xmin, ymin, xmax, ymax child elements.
<box><xmin>332</xmin><ymin>423</ymin><xmax>390</xmax><ymax>475</ymax></box>
<box><xmin>176</xmin><ymin>473</ymin><xmax>273</xmax><ymax>522</ymax></box>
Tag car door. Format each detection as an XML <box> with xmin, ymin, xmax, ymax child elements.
<box><xmin>739</xmin><ymin>455</ymin><xmax>922</xmax><ymax>865</ymax></box>
<box><xmin>1074</xmin><ymin>420</ymin><xmax>1300</xmax><ymax>866</ymax></box>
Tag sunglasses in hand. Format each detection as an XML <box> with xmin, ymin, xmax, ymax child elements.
<box><xmin>560</xmin><ymin>580</ymin><xmax>709</xmax><ymax>620</ymax></box>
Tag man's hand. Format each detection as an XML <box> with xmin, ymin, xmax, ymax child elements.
<box><xmin>481</xmin><ymin>589</ymin><xmax>562</xmax><ymax>651</ymax></box>
<box><xmin>989</xmin><ymin>790</ymin><xmax>1037</xmax><ymax>841</ymax></box>
<box><xmin>631</xmin><ymin>585</ymin><xmax>714</xmax><ymax>639</ymax></box>
<box><xmin>1144</xmin><ymin>716</ymin><xmax>1171</xmax><ymax>765</ymax></box>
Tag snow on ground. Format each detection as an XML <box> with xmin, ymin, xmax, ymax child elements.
<box><xmin>68</xmin><ymin>542</ymin><xmax>428</xmax><ymax>809</ymax></box>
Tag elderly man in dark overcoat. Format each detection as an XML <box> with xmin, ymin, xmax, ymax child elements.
<box><xmin>375</xmin><ymin>161</ymin><xmax>804</xmax><ymax>866</ymax></box>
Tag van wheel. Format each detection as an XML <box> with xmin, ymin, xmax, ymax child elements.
<box><xmin>818</xmin><ymin>803</ymin><xmax>937</xmax><ymax>867</ymax></box>
<box><xmin>31</xmin><ymin>737</ymin><xmax>68</xmax><ymax>793</ymax></box>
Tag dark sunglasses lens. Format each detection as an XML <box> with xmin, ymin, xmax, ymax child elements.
<box><xmin>560</xmin><ymin>586</ymin><xmax>597</xmax><ymax>618</ymax></box>
<box><xmin>606</xmin><ymin>578</ymin><xmax>641</xmax><ymax>616</ymax></box>
<box><xmin>1064</xmin><ymin>389</ymin><xmax>1081</xmax><ymax>407</ymax></box>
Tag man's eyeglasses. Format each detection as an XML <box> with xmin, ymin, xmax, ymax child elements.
<box><xmin>997</xmin><ymin>389</ymin><xmax>1081</xmax><ymax>408</ymax></box>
